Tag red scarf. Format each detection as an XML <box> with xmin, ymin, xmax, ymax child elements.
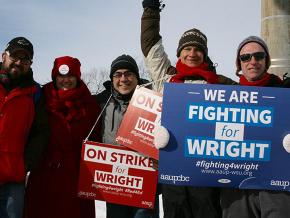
<box><xmin>170</xmin><ymin>59</ymin><xmax>218</xmax><ymax>84</ymax></box>
<box><xmin>239</xmin><ymin>73</ymin><xmax>281</xmax><ymax>86</ymax></box>
<box><xmin>44</xmin><ymin>80</ymin><xmax>93</xmax><ymax>122</ymax></box>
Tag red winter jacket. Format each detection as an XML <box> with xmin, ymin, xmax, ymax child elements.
<box><xmin>25</xmin><ymin>81</ymin><xmax>100</xmax><ymax>218</ymax></box>
<box><xmin>0</xmin><ymin>84</ymin><xmax>36</xmax><ymax>183</ymax></box>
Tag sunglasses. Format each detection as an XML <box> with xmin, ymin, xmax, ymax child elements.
<box><xmin>239</xmin><ymin>52</ymin><xmax>266</xmax><ymax>62</ymax></box>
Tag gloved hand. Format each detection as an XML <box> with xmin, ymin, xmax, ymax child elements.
<box><xmin>142</xmin><ymin>0</ymin><xmax>165</xmax><ymax>11</ymax></box>
<box><xmin>154</xmin><ymin>125</ymin><xmax>170</xmax><ymax>149</ymax></box>
<box><xmin>282</xmin><ymin>76</ymin><xmax>290</xmax><ymax>88</ymax></box>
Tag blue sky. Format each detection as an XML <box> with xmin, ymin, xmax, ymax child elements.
<box><xmin>0</xmin><ymin>0</ymin><xmax>260</xmax><ymax>84</ymax></box>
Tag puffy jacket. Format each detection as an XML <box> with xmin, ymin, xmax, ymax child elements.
<box><xmin>0</xmin><ymin>61</ymin><xmax>49</xmax><ymax>182</ymax></box>
<box><xmin>0</xmin><ymin>84</ymin><xmax>36</xmax><ymax>183</ymax></box>
<box><xmin>24</xmin><ymin>81</ymin><xmax>100</xmax><ymax>218</ymax></box>
<box><xmin>96</xmin><ymin>85</ymin><xmax>127</xmax><ymax>146</ymax></box>
<box><xmin>141</xmin><ymin>7</ymin><xmax>236</xmax><ymax>218</ymax></box>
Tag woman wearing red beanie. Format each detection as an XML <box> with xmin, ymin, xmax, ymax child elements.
<box><xmin>24</xmin><ymin>56</ymin><xmax>101</xmax><ymax>218</ymax></box>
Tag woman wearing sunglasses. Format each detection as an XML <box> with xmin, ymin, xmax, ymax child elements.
<box><xmin>220</xmin><ymin>36</ymin><xmax>290</xmax><ymax>218</ymax></box>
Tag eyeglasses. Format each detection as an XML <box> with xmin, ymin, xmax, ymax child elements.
<box><xmin>239</xmin><ymin>52</ymin><xmax>266</xmax><ymax>62</ymax></box>
<box><xmin>5</xmin><ymin>51</ymin><xmax>32</xmax><ymax>65</ymax></box>
<box><xmin>112</xmin><ymin>71</ymin><xmax>135</xmax><ymax>78</ymax></box>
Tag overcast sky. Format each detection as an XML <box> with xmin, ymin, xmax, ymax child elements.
<box><xmin>0</xmin><ymin>0</ymin><xmax>260</xmax><ymax>85</ymax></box>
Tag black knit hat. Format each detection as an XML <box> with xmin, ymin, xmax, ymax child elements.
<box><xmin>110</xmin><ymin>54</ymin><xmax>140</xmax><ymax>81</ymax></box>
<box><xmin>5</xmin><ymin>37</ymin><xmax>34</xmax><ymax>59</ymax></box>
<box><xmin>236</xmin><ymin>36</ymin><xmax>270</xmax><ymax>74</ymax></box>
<box><xmin>176</xmin><ymin>28</ymin><xmax>208</xmax><ymax>58</ymax></box>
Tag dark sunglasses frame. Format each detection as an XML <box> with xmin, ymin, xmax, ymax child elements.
<box><xmin>239</xmin><ymin>52</ymin><xmax>266</xmax><ymax>62</ymax></box>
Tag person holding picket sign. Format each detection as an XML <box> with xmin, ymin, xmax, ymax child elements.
<box><xmin>141</xmin><ymin>1</ymin><xmax>236</xmax><ymax>218</ymax></box>
<box><xmin>24</xmin><ymin>56</ymin><xmax>101</xmax><ymax>218</ymax></box>
<box><xmin>95</xmin><ymin>54</ymin><xmax>159</xmax><ymax>218</ymax></box>
<box><xmin>220</xmin><ymin>36</ymin><xmax>290</xmax><ymax>218</ymax></box>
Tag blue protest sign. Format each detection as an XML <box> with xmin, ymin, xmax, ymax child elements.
<box><xmin>158</xmin><ymin>83</ymin><xmax>290</xmax><ymax>191</ymax></box>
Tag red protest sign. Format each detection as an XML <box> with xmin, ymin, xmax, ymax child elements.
<box><xmin>116</xmin><ymin>87</ymin><xmax>162</xmax><ymax>159</ymax></box>
<box><xmin>78</xmin><ymin>141</ymin><xmax>158</xmax><ymax>209</ymax></box>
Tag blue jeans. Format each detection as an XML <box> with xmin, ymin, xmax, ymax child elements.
<box><xmin>0</xmin><ymin>182</ymin><xmax>25</xmax><ymax>218</ymax></box>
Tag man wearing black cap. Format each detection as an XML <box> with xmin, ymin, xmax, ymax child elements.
<box><xmin>0</xmin><ymin>37</ymin><xmax>49</xmax><ymax>218</ymax></box>
<box><xmin>95</xmin><ymin>54</ymin><xmax>159</xmax><ymax>218</ymax></box>
<box><xmin>2</xmin><ymin>37</ymin><xmax>34</xmax><ymax>85</ymax></box>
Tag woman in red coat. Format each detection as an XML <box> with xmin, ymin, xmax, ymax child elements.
<box><xmin>25</xmin><ymin>56</ymin><xmax>101</xmax><ymax>218</ymax></box>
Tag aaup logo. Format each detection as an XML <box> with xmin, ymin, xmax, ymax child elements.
<box><xmin>160</xmin><ymin>174</ymin><xmax>190</xmax><ymax>184</ymax></box>
<box><xmin>270</xmin><ymin>180</ymin><xmax>290</xmax><ymax>190</ymax></box>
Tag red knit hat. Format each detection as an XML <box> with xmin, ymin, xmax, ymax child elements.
<box><xmin>51</xmin><ymin>56</ymin><xmax>81</xmax><ymax>80</ymax></box>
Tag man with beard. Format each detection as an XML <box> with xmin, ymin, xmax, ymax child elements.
<box><xmin>0</xmin><ymin>37</ymin><xmax>49</xmax><ymax>218</ymax></box>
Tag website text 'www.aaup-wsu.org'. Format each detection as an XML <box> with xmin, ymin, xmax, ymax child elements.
<box><xmin>196</xmin><ymin>160</ymin><xmax>259</xmax><ymax>177</ymax></box>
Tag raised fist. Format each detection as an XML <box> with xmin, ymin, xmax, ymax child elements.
<box><xmin>142</xmin><ymin>0</ymin><xmax>165</xmax><ymax>11</ymax></box>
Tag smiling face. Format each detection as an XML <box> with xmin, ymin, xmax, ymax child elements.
<box><xmin>179</xmin><ymin>45</ymin><xmax>204</xmax><ymax>67</ymax></box>
<box><xmin>55</xmin><ymin>74</ymin><xmax>78</xmax><ymax>90</ymax></box>
<box><xmin>1</xmin><ymin>50</ymin><xmax>32</xmax><ymax>79</ymax></box>
<box><xmin>112</xmin><ymin>69</ymin><xmax>138</xmax><ymax>95</ymax></box>
<box><xmin>239</xmin><ymin>42</ymin><xmax>267</xmax><ymax>82</ymax></box>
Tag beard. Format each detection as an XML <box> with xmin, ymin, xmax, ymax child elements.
<box><xmin>5</xmin><ymin>63</ymin><xmax>25</xmax><ymax>79</ymax></box>
<box><xmin>5</xmin><ymin>65</ymin><xmax>34</xmax><ymax>88</ymax></box>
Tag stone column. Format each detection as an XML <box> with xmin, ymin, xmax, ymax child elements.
<box><xmin>261</xmin><ymin>0</ymin><xmax>290</xmax><ymax>78</ymax></box>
